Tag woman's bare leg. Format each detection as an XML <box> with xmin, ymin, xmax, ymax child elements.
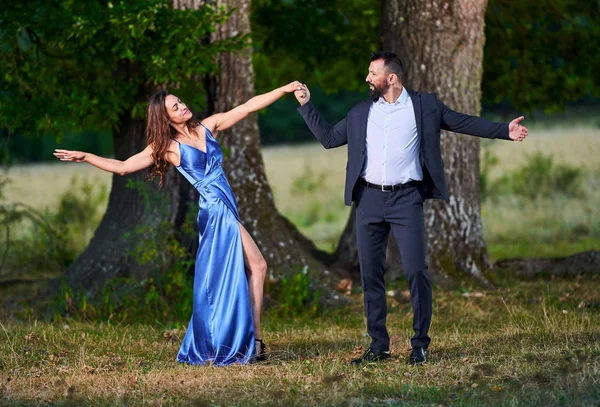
<box><xmin>238</xmin><ymin>223</ymin><xmax>267</xmax><ymax>340</ymax></box>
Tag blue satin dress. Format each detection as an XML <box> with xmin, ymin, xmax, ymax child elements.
<box><xmin>174</xmin><ymin>124</ymin><xmax>255</xmax><ymax>366</ymax></box>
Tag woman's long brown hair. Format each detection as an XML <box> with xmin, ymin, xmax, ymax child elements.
<box><xmin>146</xmin><ymin>90</ymin><xmax>198</xmax><ymax>185</ymax></box>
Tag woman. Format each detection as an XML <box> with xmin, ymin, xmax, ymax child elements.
<box><xmin>54</xmin><ymin>81</ymin><xmax>304</xmax><ymax>366</ymax></box>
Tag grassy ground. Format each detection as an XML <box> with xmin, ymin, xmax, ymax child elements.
<box><xmin>1</xmin><ymin>275</ymin><xmax>599</xmax><ymax>406</ymax></box>
<box><xmin>1</xmin><ymin>125</ymin><xmax>599</xmax><ymax>405</ymax></box>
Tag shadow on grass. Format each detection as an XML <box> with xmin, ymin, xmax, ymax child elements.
<box><xmin>262</xmin><ymin>336</ymin><xmax>359</xmax><ymax>363</ymax></box>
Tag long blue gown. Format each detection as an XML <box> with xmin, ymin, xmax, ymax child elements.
<box><xmin>174</xmin><ymin>124</ymin><xmax>255</xmax><ymax>366</ymax></box>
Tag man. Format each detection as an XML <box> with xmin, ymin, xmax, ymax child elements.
<box><xmin>294</xmin><ymin>52</ymin><xmax>528</xmax><ymax>365</ymax></box>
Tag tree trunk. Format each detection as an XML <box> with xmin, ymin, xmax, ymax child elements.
<box><xmin>208</xmin><ymin>0</ymin><xmax>340</xmax><ymax>302</ymax></box>
<box><xmin>335</xmin><ymin>0</ymin><xmax>492</xmax><ymax>287</ymax></box>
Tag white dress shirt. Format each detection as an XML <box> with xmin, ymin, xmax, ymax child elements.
<box><xmin>361</xmin><ymin>87</ymin><xmax>423</xmax><ymax>185</ymax></box>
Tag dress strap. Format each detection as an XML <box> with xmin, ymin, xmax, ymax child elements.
<box><xmin>197</xmin><ymin>121</ymin><xmax>214</xmax><ymax>138</ymax></box>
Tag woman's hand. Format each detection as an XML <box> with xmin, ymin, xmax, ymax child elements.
<box><xmin>281</xmin><ymin>81</ymin><xmax>304</xmax><ymax>94</ymax></box>
<box><xmin>54</xmin><ymin>149</ymin><xmax>86</xmax><ymax>162</ymax></box>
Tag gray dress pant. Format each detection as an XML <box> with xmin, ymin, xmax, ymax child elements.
<box><xmin>354</xmin><ymin>182</ymin><xmax>432</xmax><ymax>351</ymax></box>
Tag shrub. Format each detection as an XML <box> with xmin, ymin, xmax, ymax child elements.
<box><xmin>266</xmin><ymin>265</ymin><xmax>321</xmax><ymax>320</ymax></box>
<box><xmin>1</xmin><ymin>174</ymin><xmax>106</xmax><ymax>274</ymax></box>
<box><xmin>487</xmin><ymin>152</ymin><xmax>582</xmax><ymax>201</ymax></box>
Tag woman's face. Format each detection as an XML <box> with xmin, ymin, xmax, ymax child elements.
<box><xmin>165</xmin><ymin>94</ymin><xmax>193</xmax><ymax>124</ymax></box>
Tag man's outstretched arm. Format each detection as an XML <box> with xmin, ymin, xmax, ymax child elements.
<box><xmin>437</xmin><ymin>98</ymin><xmax>528</xmax><ymax>142</ymax></box>
<box><xmin>295</xmin><ymin>85</ymin><xmax>349</xmax><ymax>149</ymax></box>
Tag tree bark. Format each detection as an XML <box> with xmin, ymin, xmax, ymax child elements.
<box><xmin>335</xmin><ymin>0</ymin><xmax>493</xmax><ymax>287</ymax></box>
<box><xmin>208</xmin><ymin>0</ymin><xmax>340</xmax><ymax>302</ymax></box>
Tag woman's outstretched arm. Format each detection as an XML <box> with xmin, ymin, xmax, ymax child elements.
<box><xmin>203</xmin><ymin>81</ymin><xmax>302</xmax><ymax>135</ymax></box>
<box><xmin>53</xmin><ymin>145</ymin><xmax>155</xmax><ymax>176</ymax></box>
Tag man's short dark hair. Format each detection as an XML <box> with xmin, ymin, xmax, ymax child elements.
<box><xmin>370</xmin><ymin>51</ymin><xmax>404</xmax><ymax>81</ymax></box>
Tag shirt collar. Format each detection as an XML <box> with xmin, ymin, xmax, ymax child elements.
<box><xmin>376</xmin><ymin>86</ymin><xmax>409</xmax><ymax>106</ymax></box>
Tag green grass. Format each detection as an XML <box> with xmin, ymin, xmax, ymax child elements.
<box><xmin>1</xmin><ymin>276</ymin><xmax>599</xmax><ymax>406</ymax></box>
<box><xmin>483</xmin><ymin>181</ymin><xmax>600</xmax><ymax>260</ymax></box>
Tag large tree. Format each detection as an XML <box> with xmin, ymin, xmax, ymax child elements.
<box><xmin>337</xmin><ymin>0</ymin><xmax>600</xmax><ymax>285</ymax></box>
<box><xmin>252</xmin><ymin>0</ymin><xmax>494</xmax><ymax>285</ymax></box>
<box><xmin>384</xmin><ymin>0</ymin><xmax>493</xmax><ymax>284</ymax></box>
<box><xmin>1</xmin><ymin>1</ymin><xmax>231</xmax><ymax>293</ymax></box>
<box><xmin>0</xmin><ymin>0</ymin><xmax>339</xmax><ymax>301</ymax></box>
<box><xmin>206</xmin><ymin>0</ymin><xmax>339</xmax><ymax>298</ymax></box>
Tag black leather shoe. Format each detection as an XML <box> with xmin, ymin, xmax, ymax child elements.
<box><xmin>407</xmin><ymin>347</ymin><xmax>428</xmax><ymax>365</ymax></box>
<box><xmin>351</xmin><ymin>347</ymin><xmax>391</xmax><ymax>365</ymax></box>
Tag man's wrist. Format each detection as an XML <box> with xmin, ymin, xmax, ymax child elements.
<box><xmin>297</xmin><ymin>100</ymin><xmax>311</xmax><ymax>110</ymax></box>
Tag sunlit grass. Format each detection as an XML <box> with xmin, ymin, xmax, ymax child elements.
<box><xmin>1</xmin><ymin>277</ymin><xmax>598</xmax><ymax>406</ymax></box>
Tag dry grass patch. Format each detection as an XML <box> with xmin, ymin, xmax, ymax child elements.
<box><xmin>1</xmin><ymin>277</ymin><xmax>599</xmax><ymax>406</ymax></box>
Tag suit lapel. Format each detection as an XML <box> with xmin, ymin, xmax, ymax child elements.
<box><xmin>407</xmin><ymin>89</ymin><xmax>423</xmax><ymax>145</ymax></box>
<box><xmin>356</xmin><ymin>100</ymin><xmax>372</xmax><ymax>148</ymax></box>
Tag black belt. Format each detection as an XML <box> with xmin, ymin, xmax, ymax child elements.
<box><xmin>358</xmin><ymin>178</ymin><xmax>419</xmax><ymax>192</ymax></box>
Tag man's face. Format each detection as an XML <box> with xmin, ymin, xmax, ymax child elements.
<box><xmin>365</xmin><ymin>59</ymin><xmax>390</xmax><ymax>98</ymax></box>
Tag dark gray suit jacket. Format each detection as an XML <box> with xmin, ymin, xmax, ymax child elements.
<box><xmin>297</xmin><ymin>89</ymin><xmax>511</xmax><ymax>205</ymax></box>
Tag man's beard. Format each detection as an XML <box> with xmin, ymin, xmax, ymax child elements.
<box><xmin>368</xmin><ymin>81</ymin><xmax>390</xmax><ymax>98</ymax></box>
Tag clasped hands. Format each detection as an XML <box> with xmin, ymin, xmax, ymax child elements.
<box><xmin>282</xmin><ymin>81</ymin><xmax>311</xmax><ymax>106</ymax></box>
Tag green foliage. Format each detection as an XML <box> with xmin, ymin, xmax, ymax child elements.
<box><xmin>7</xmin><ymin>129</ymin><xmax>114</xmax><ymax>163</ymax></box>
<box><xmin>251</xmin><ymin>0</ymin><xmax>380</xmax><ymax>94</ymax></box>
<box><xmin>484</xmin><ymin>0</ymin><xmax>600</xmax><ymax>113</ymax></box>
<box><xmin>0</xmin><ymin>1</ymin><xmax>245</xmax><ymax>136</ymax></box>
<box><xmin>98</xmin><ymin>260</ymin><xmax>194</xmax><ymax>323</ymax></box>
<box><xmin>54</xmin><ymin>177</ymin><xmax>108</xmax><ymax>258</ymax></box>
<box><xmin>488</xmin><ymin>152</ymin><xmax>582</xmax><ymax>200</ymax></box>
<box><xmin>480</xmin><ymin>151</ymin><xmax>598</xmax><ymax>261</ymax></box>
<box><xmin>267</xmin><ymin>265</ymin><xmax>321</xmax><ymax>320</ymax></box>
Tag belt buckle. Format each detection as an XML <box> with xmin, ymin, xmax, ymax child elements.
<box><xmin>381</xmin><ymin>184</ymin><xmax>386</xmax><ymax>192</ymax></box>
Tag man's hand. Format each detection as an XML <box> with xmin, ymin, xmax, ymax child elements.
<box><xmin>508</xmin><ymin>116</ymin><xmax>528</xmax><ymax>142</ymax></box>
<box><xmin>294</xmin><ymin>84</ymin><xmax>311</xmax><ymax>106</ymax></box>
